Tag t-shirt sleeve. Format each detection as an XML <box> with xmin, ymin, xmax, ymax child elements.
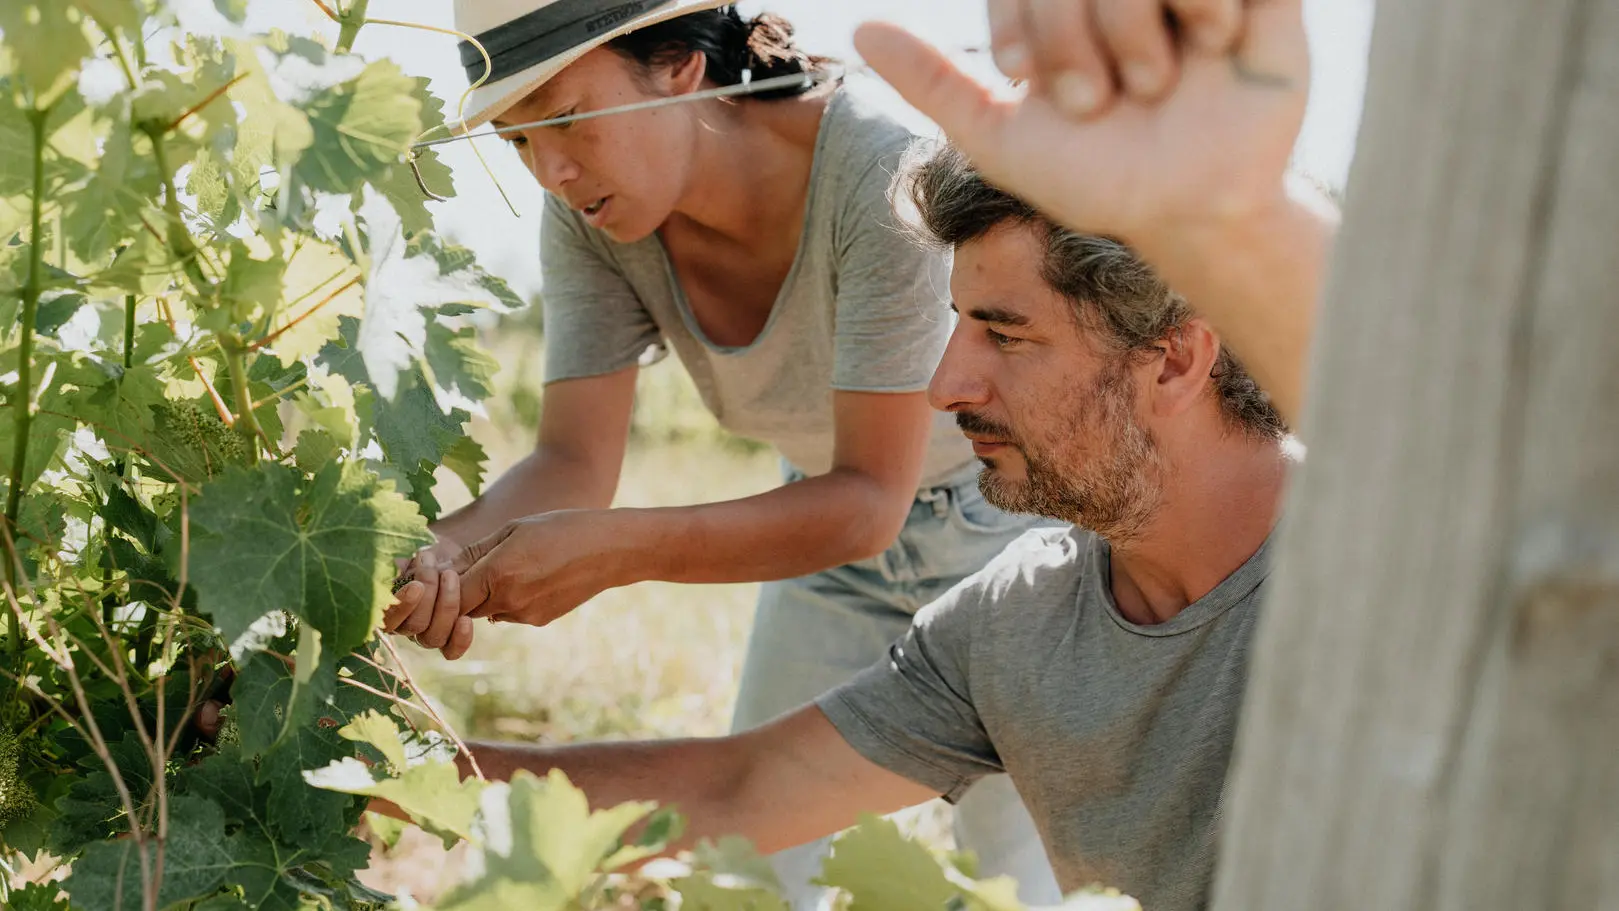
<box><xmin>830</xmin><ymin>152</ymin><xmax>954</xmax><ymax>393</ymax></box>
<box><xmin>816</xmin><ymin>579</ymin><xmax>1003</xmax><ymax>802</ymax></box>
<box><xmin>539</xmin><ymin>192</ymin><xmax>664</xmax><ymax>384</ymax></box>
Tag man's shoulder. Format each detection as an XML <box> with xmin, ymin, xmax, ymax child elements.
<box><xmin>922</xmin><ymin>525</ymin><xmax>1094</xmax><ymax>624</ymax></box>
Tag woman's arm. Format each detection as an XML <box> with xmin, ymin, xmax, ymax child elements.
<box><xmin>384</xmin><ymin>368</ymin><xmax>636</xmax><ymax>649</ymax></box>
<box><xmin>451</xmin><ymin>389</ymin><xmax>933</xmax><ymax>626</ymax></box>
<box><xmin>431</xmin><ymin>367</ymin><xmax>639</xmax><ymax>544</ymax></box>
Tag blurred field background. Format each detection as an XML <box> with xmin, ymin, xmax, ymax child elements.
<box><xmin>359</xmin><ymin>307</ymin><xmax>954</xmax><ymax>902</ymax></box>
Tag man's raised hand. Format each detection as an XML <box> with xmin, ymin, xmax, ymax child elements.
<box><xmin>853</xmin><ymin>0</ymin><xmax>1310</xmax><ymax>256</ymax></box>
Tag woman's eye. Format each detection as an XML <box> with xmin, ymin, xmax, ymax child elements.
<box><xmin>504</xmin><ymin>133</ymin><xmax>528</xmax><ymax>148</ymax></box>
<box><xmin>547</xmin><ymin>108</ymin><xmax>578</xmax><ymax>131</ymax></box>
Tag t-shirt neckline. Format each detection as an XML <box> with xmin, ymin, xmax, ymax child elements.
<box><xmin>653</xmin><ymin>83</ymin><xmax>845</xmax><ymax>356</ymax></box>
<box><xmin>1087</xmin><ymin>530</ymin><xmax>1274</xmax><ymax>637</ymax></box>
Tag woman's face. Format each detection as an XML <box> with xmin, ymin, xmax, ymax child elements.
<box><xmin>496</xmin><ymin>48</ymin><xmax>702</xmax><ymax>242</ymax></box>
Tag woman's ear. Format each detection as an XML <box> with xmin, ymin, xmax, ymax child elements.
<box><xmin>1150</xmin><ymin>318</ymin><xmax>1221</xmax><ymax>418</ymax></box>
<box><xmin>667</xmin><ymin>49</ymin><xmax>708</xmax><ymax>95</ymax></box>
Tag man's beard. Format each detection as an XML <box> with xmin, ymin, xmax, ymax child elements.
<box><xmin>959</xmin><ymin>364</ymin><xmax>1165</xmax><ymax>542</ymax></box>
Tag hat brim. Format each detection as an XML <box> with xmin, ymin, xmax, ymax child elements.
<box><xmin>446</xmin><ymin>0</ymin><xmax>734</xmax><ymax>135</ymax></box>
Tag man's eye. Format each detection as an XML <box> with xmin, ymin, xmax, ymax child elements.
<box><xmin>504</xmin><ymin>133</ymin><xmax>528</xmax><ymax>148</ymax></box>
<box><xmin>547</xmin><ymin>108</ymin><xmax>578</xmax><ymax>131</ymax></box>
<box><xmin>987</xmin><ymin>329</ymin><xmax>1021</xmax><ymax>348</ymax></box>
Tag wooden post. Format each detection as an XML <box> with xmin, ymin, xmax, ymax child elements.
<box><xmin>1211</xmin><ymin>0</ymin><xmax>1619</xmax><ymax>908</ymax></box>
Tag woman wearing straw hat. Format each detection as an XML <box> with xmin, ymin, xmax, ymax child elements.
<box><xmin>384</xmin><ymin>1</ymin><xmax>1061</xmax><ymax>904</ymax></box>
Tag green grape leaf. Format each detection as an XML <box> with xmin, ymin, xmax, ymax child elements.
<box><xmin>411</xmin><ymin>232</ymin><xmax>526</xmax><ymax>313</ymax></box>
<box><xmin>425</xmin><ymin>319</ymin><xmax>499</xmax><ymax>403</ymax></box>
<box><xmin>304</xmin><ymin>755</ymin><xmax>483</xmax><ymax>849</ymax></box>
<box><xmin>354</xmin><ymin>189</ymin><xmax>499</xmax><ymax>400</ymax></box>
<box><xmin>692</xmin><ymin>835</ymin><xmax>782</xmax><ymax>890</ymax></box>
<box><xmin>0</xmin><ymin>3</ymin><xmax>90</xmax><ymax>101</ymax></box>
<box><xmin>230</xmin><ymin>650</ymin><xmax>296</xmax><ymax>756</ymax></box>
<box><xmin>293</xmin><ymin>427</ymin><xmax>339</xmax><ymax>474</ymax></box>
<box><xmin>436</xmin><ymin>769</ymin><xmax>657</xmax><ymax>908</ymax></box>
<box><xmin>0</xmin><ymin>376</ymin><xmax>75</xmax><ymax>499</ymax></box>
<box><xmin>224</xmin><ymin>37</ymin><xmax>315</xmax><ymax>184</ymax></box>
<box><xmin>259</xmin><ymin>721</ymin><xmax>358</xmax><ymax>848</ymax></box>
<box><xmin>99</xmin><ymin>483</ymin><xmax>162</xmax><ymax>552</ymax></box>
<box><xmin>336</xmin><ymin>709</ymin><xmax>406</xmax><ymax>771</ymax></box>
<box><xmin>670</xmin><ymin>875</ymin><xmax>789</xmax><ymax>911</ymax></box>
<box><xmin>442</xmin><ymin>435</ymin><xmax>488</xmax><ymax>498</ymax></box>
<box><xmin>264</xmin><ymin>236</ymin><xmax>363</xmax><ymax>367</ymax></box>
<box><xmin>61</xmin><ymin>116</ymin><xmax>161</xmax><ymax>266</ymax></box>
<box><xmin>406</xmin><ymin>464</ymin><xmax>442</xmax><ymax>522</ymax></box>
<box><xmin>64</xmin><ymin>795</ymin><xmax>235</xmax><ymax>910</ymax></box>
<box><xmin>0</xmin><ymin>881</ymin><xmax>69</xmax><ymax>911</ymax></box>
<box><xmin>369</xmin><ymin>76</ymin><xmax>455</xmax><ymax>236</ymax></box>
<box><xmin>295</xmin><ymin>59</ymin><xmax>422</xmax><ymax>195</ymax></box>
<box><xmin>215</xmin><ymin>239</ymin><xmax>288</xmax><ymax>329</ymax></box>
<box><xmin>58</xmin><ymin>358</ymin><xmax>167</xmax><ymax>442</ymax></box>
<box><xmin>75</xmin><ymin>0</ymin><xmax>143</xmax><ymax>32</ymax></box>
<box><xmin>815</xmin><ymin>815</ymin><xmax>958</xmax><ymax>911</ymax></box>
<box><xmin>364</xmin><ymin>809</ymin><xmax>409</xmax><ymax>851</ymax></box>
<box><xmin>185</xmin><ymin>461</ymin><xmax>430</xmax><ymax>654</ymax></box>
<box><xmin>213</xmin><ymin>0</ymin><xmax>249</xmax><ymax>25</ymax></box>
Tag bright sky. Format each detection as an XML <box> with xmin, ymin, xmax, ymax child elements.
<box><xmin>246</xmin><ymin>0</ymin><xmax>1376</xmax><ymax>297</ymax></box>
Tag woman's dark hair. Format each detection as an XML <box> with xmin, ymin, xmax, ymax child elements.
<box><xmin>605</xmin><ymin>6</ymin><xmax>833</xmax><ymax>100</ymax></box>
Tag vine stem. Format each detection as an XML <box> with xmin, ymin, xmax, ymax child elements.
<box><xmin>5</xmin><ymin>108</ymin><xmax>48</xmax><ymax>659</ymax></box>
<box><xmin>222</xmin><ymin>340</ymin><xmax>264</xmax><ymax>464</ymax></box>
<box><xmin>336</xmin><ymin>0</ymin><xmax>371</xmax><ymax>53</ymax></box>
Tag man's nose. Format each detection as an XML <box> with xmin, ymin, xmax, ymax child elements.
<box><xmin>928</xmin><ymin>326</ymin><xmax>991</xmax><ymax>413</ymax></box>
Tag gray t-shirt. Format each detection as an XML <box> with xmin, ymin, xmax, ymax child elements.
<box><xmin>818</xmin><ymin>526</ymin><xmax>1271</xmax><ymax>910</ymax></box>
<box><xmin>538</xmin><ymin>79</ymin><xmax>974</xmax><ymax>487</ymax></box>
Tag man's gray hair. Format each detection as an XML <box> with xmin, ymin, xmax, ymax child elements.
<box><xmin>894</xmin><ymin>143</ymin><xmax>1286</xmax><ymax>440</ymax></box>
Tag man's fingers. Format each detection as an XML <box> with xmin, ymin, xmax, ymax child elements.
<box><xmin>1166</xmin><ymin>0</ymin><xmax>1242</xmax><ymax>53</ymax></box>
<box><xmin>1022</xmin><ymin>0</ymin><xmax>1114</xmax><ymax>117</ymax></box>
<box><xmin>854</xmin><ymin>22</ymin><xmax>1011</xmax><ymax>158</ymax></box>
<box><xmin>416</xmin><ymin>569</ymin><xmax>461</xmax><ymax>650</ymax></box>
<box><xmin>1092</xmin><ymin>0</ymin><xmax>1179</xmax><ymax>100</ymax></box>
<box><xmin>987</xmin><ymin>0</ymin><xmax>1033</xmax><ymax>81</ymax></box>
<box><xmin>442</xmin><ymin>617</ymin><xmax>475</xmax><ymax>661</ymax></box>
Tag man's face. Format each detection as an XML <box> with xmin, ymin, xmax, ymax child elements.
<box><xmin>929</xmin><ymin>224</ymin><xmax>1165</xmax><ymax>541</ymax></box>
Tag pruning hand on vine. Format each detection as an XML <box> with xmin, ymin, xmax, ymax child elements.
<box><xmin>854</xmin><ymin>0</ymin><xmax>1336</xmax><ymax>424</ymax></box>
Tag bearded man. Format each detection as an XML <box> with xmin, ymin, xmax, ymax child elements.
<box><xmin>402</xmin><ymin>144</ymin><xmax>1291</xmax><ymax>911</ymax></box>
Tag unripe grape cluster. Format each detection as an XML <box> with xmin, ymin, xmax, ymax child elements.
<box><xmin>0</xmin><ymin>729</ymin><xmax>38</xmax><ymax>828</ymax></box>
<box><xmin>156</xmin><ymin>400</ymin><xmax>247</xmax><ymax>463</ymax></box>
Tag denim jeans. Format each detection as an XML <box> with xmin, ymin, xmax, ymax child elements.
<box><xmin>731</xmin><ymin>462</ymin><xmax>1064</xmax><ymax>909</ymax></box>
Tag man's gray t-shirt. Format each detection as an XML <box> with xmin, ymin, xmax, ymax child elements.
<box><xmin>538</xmin><ymin>79</ymin><xmax>974</xmax><ymax>487</ymax></box>
<box><xmin>818</xmin><ymin>526</ymin><xmax>1270</xmax><ymax>910</ymax></box>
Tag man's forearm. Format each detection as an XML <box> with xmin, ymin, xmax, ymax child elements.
<box><xmin>462</xmin><ymin>736</ymin><xmax>753</xmax><ymax>852</ymax></box>
<box><xmin>1144</xmin><ymin>186</ymin><xmax>1339</xmax><ymax>428</ymax></box>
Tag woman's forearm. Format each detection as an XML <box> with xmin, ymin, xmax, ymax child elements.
<box><xmin>614</xmin><ymin>468</ymin><xmax>911</xmax><ymax>586</ymax></box>
<box><xmin>432</xmin><ymin>446</ymin><xmax>621</xmax><ymax>547</ymax></box>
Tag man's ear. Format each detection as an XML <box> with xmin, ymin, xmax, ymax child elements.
<box><xmin>1149</xmin><ymin>318</ymin><xmax>1221</xmax><ymax>418</ymax></box>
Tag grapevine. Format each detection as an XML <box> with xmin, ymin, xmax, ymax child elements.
<box><xmin>0</xmin><ymin>3</ymin><xmax>1130</xmax><ymax>910</ymax></box>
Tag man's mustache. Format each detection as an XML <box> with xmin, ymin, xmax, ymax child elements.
<box><xmin>956</xmin><ymin>411</ymin><xmax>1017</xmax><ymax>443</ymax></box>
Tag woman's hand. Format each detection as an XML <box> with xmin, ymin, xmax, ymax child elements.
<box><xmin>383</xmin><ymin>538</ymin><xmax>477</xmax><ymax>659</ymax></box>
<box><xmin>853</xmin><ymin>0</ymin><xmax>1310</xmax><ymax>255</ymax></box>
<box><xmin>456</xmin><ymin>510</ymin><xmax>634</xmax><ymax>627</ymax></box>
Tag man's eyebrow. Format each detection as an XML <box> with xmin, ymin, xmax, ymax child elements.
<box><xmin>953</xmin><ymin>304</ymin><xmax>1032</xmax><ymax>327</ymax></box>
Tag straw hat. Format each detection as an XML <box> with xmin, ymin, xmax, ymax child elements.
<box><xmin>452</xmin><ymin>0</ymin><xmax>734</xmax><ymax>132</ymax></box>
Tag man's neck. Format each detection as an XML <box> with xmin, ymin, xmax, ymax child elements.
<box><xmin>1107</xmin><ymin>433</ymin><xmax>1289</xmax><ymax>625</ymax></box>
